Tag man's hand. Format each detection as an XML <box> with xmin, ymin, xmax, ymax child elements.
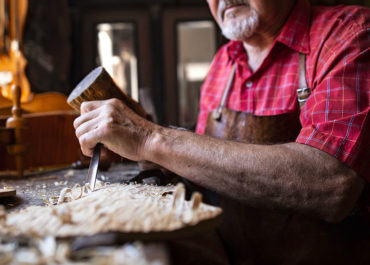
<box><xmin>73</xmin><ymin>98</ymin><xmax>156</xmax><ymax>162</ymax></box>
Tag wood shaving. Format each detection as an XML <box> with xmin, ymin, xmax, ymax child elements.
<box><xmin>64</xmin><ymin>169</ymin><xmax>74</xmax><ymax>178</ymax></box>
<box><xmin>0</xmin><ymin>183</ymin><xmax>222</xmax><ymax>238</ymax></box>
<box><xmin>1</xmin><ymin>182</ymin><xmax>14</xmax><ymax>190</ymax></box>
<box><xmin>44</xmin><ymin>182</ymin><xmax>102</xmax><ymax>206</ymax></box>
<box><xmin>57</xmin><ymin>188</ymin><xmax>73</xmax><ymax>205</ymax></box>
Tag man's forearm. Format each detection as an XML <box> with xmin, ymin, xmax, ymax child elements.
<box><xmin>143</xmin><ymin>126</ymin><xmax>365</xmax><ymax>222</ymax></box>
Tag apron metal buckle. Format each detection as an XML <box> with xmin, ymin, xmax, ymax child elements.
<box><xmin>212</xmin><ymin>108</ymin><xmax>222</xmax><ymax>121</ymax></box>
<box><xmin>297</xmin><ymin>87</ymin><xmax>311</xmax><ymax>103</ymax></box>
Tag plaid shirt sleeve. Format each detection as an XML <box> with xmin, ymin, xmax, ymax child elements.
<box><xmin>297</xmin><ymin>11</ymin><xmax>370</xmax><ymax>180</ymax></box>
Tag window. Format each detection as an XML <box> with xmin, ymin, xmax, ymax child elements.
<box><xmin>96</xmin><ymin>23</ymin><xmax>138</xmax><ymax>100</ymax></box>
<box><xmin>177</xmin><ymin>21</ymin><xmax>216</xmax><ymax>128</ymax></box>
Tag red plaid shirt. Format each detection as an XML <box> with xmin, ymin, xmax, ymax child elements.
<box><xmin>196</xmin><ymin>0</ymin><xmax>370</xmax><ymax>180</ymax></box>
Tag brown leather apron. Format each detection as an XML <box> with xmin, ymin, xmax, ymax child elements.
<box><xmin>204</xmin><ymin>55</ymin><xmax>370</xmax><ymax>265</ymax></box>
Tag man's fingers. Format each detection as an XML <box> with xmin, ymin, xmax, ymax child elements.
<box><xmin>80</xmin><ymin>100</ymin><xmax>109</xmax><ymax>114</ymax></box>
<box><xmin>75</xmin><ymin>116</ymin><xmax>101</xmax><ymax>138</ymax></box>
<box><xmin>80</xmin><ymin>98</ymin><xmax>126</xmax><ymax>114</ymax></box>
<box><xmin>78</xmin><ymin>129</ymin><xmax>102</xmax><ymax>157</ymax></box>
<box><xmin>73</xmin><ymin>108</ymin><xmax>101</xmax><ymax>130</ymax></box>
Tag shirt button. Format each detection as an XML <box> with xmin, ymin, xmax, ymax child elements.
<box><xmin>246</xmin><ymin>81</ymin><xmax>253</xmax><ymax>87</ymax></box>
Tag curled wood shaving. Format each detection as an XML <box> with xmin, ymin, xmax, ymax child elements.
<box><xmin>71</xmin><ymin>184</ymin><xmax>83</xmax><ymax>200</ymax></box>
<box><xmin>84</xmin><ymin>183</ymin><xmax>93</xmax><ymax>194</ymax></box>
<box><xmin>45</xmin><ymin>181</ymin><xmax>105</xmax><ymax>207</ymax></box>
<box><xmin>57</xmin><ymin>188</ymin><xmax>73</xmax><ymax>205</ymax></box>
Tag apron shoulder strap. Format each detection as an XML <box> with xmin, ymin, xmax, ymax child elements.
<box><xmin>213</xmin><ymin>63</ymin><xmax>237</xmax><ymax>121</ymax></box>
<box><xmin>213</xmin><ymin>53</ymin><xmax>310</xmax><ymax>121</ymax></box>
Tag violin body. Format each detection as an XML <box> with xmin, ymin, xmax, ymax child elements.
<box><xmin>0</xmin><ymin>0</ymin><xmax>79</xmax><ymax>175</ymax></box>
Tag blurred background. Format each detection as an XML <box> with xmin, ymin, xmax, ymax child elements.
<box><xmin>6</xmin><ymin>0</ymin><xmax>370</xmax><ymax>128</ymax></box>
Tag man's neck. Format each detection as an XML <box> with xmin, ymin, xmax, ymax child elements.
<box><xmin>241</xmin><ymin>0</ymin><xmax>296</xmax><ymax>72</ymax></box>
<box><xmin>243</xmin><ymin>37</ymin><xmax>273</xmax><ymax>72</ymax></box>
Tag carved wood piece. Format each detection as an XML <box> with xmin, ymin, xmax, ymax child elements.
<box><xmin>0</xmin><ymin>183</ymin><xmax>222</xmax><ymax>239</ymax></box>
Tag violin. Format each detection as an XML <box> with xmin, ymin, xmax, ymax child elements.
<box><xmin>0</xmin><ymin>0</ymin><xmax>72</xmax><ymax>115</ymax></box>
<box><xmin>0</xmin><ymin>0</ymin><xmax>31</xmax><ymax>103</ymax></box>
<box><xmin>0</xmin><ymin>0</ymin><xmax>74</xmax><ymax>176</ymax></box>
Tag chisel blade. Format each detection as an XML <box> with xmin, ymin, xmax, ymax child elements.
<box><xmin>86</xmin><ymin>143</ymin><xmax>102</xmax><ymax>191</ymax></box>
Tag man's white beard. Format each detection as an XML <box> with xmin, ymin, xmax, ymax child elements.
<box><xmin>218</xmin><ymin>1</ymin><xmax>259</xmax><ymax>41</ymax></box>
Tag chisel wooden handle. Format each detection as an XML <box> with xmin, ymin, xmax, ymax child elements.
<box><xmin>67</xmin><ymin>66</ymin><xmax>147</xmax><ymax>118</ymax></box>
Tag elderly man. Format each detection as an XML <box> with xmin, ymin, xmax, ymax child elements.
<box><xmin>74</xmin><ymin>0</ymin><xmax>370</xmax><ymax>264</ymax></box>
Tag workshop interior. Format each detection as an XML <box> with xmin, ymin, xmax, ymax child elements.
<box><xmin>0</xmin><ymin>0</ymin><xmax>369</xmax><ymax>264</ymax></box>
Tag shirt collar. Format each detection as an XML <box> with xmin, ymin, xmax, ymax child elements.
<box><xmin>227</xmin><ymin>41</ymin><xmax>247</xmax><ymax>63</ymax></box>
<box><xmin>276</xmin><ymin>0</ymin><xmax>311</xmax><ymax>54</ymax></box>
<box><xmin>226</xmin><ymin>0</ymin><xmax>311</xmax><ymax>61</ymax></box>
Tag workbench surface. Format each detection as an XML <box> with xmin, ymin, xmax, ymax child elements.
<box><xmin>0</xmin><ymin>163</ymin><xmax>173</xmax><ymax>264</ymax></box>
<box><xmin>0</xmin><ymin>162</ymin><xmax>228</xmax><ymax>265</ymax></box>
<box><xmin>0</xmin><ymin>162</ymin><xmax>140</xmax><ymax>211</ymax></box>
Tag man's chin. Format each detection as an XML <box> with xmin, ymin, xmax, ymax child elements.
<box><xmin>221</xmin><ymin>27</ymin><xmax>254</xmax><ymax>41</ymax></box>
<box><xmin>219</xmin><ymin>7</ymin><xmax>259</xmax><ymax>41</ymax></box>
<box><xmin>221</xmin><ymin>18</ymin><xmax>258</xmax><ymax>41</ymax></box>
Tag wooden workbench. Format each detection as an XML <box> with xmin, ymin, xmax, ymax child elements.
<box><xmin>0</xmin><ymin>162</ymin><xmax>173</xmax><ymax>264</ymax></box>
<box><xmin>0</xmin><ymin>162</ymin><xmax>230</xmax><ymax>265</ymax></box>
<box><xmin>0</xmin><ymin>162</ymin><xmax>140</xmax><ymax>212</ymax></box>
